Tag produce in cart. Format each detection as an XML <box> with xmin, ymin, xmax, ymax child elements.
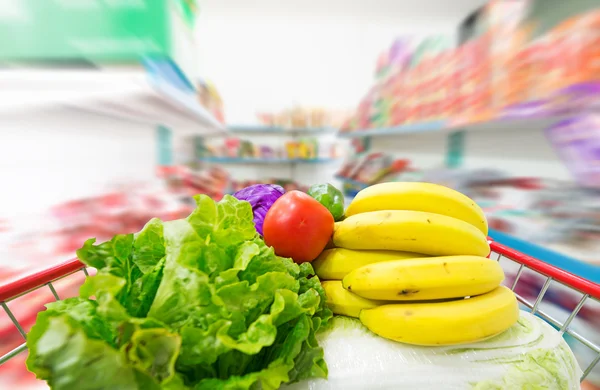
<box><xmin>26</xmin><ymin>195</ymin><xmax>332</xmax><ymax>390</ymax></box>
<box><xmin>286</xmin><ymin>312</ymin><xmax>582</xmax><ymax>389</ymax></box>
<box><xmin>20</xmin><ymin>182</ymin><xmax>587</xmax><ymax>389</ymax></box>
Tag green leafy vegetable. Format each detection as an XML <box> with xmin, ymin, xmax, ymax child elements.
<box><xmin>27</xmin><ymin>195</ymin><xmax>331</xmax><ymax>390</ymax></box>
<box><xmin>286</xmin><ymin>312</ymin><xmax>582</xmax><ymax>390</ymax></box>
<box><xmin>307</xmin><ymin>183</ymin><xmax>345</xmax><ymax>221</ymax></box>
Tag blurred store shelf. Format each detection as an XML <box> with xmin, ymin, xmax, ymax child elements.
<box><xmin>198</xmin><ymin>157</ymin><xmax>337</xmax><ymax>164</ymax></box>
<box><xmin>335</xmin><ymin>176</ymin><xmax>370</xmax><ymax>188</ymax></box>
<box><xmin>0</xmin><ymin>67</ymin><xmax>225</xmax><ymax>135</ymax></box>
<box><xmin>227</xmin><ymin>125</ymin><xmax>337</xmax><ymax>136</ymax></box>
<box><xmin>490</xmin><ymin>229</ymin><xmax>600</xmax><ymax>284</ymax></box>
<box><xmin>337</xmin><ymin>116</ymin><xmax>563</xmax><ymax>139</ymax></box>
<box><xmin>338</xmin><ymin>121</ymin><xmax>446</xmax><ymax>138</ymax></box>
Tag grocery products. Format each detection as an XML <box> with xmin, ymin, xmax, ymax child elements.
<box><xmin>307</xmin><ymin>183</ymin><xmax>345</xmax><ymax>221</ymax></box>
<box><xmin>359</xmin><ymin>286</ymin><xmax>519</xmax><ymax>346</ymax></box>
<box><xmin>173</xmin><ymin>165</ymin><xmax>230</xmax><ymax>199</ymax></box>
<box><xmin>256</xmin><ymin>106</ymin><xmax>349</xmax><ymax>129</ymax></box>
<box><xmin>342</xmin><ymin>256</ymin><xmax>504</xmax><ymax>301</ymax></box>
<box><xmin>232</xmin><ymin>184</ymin><xmax>284</xmax><ymax>235</ymax></box>
<box><xmin>545</xmin><ymin>114</ymin><xmax>600</xmax><ymax>189</ymax></box>
<box><xmin>345</xmin><ymin>182</ymin><xmax>489</xmax><ymax>234</ymax></box>
<box><xmin>197</xmin><ymin>79</ymin><xmax>225</xmax><ymax>124</ymax></box>
<box><xmin>263</xmin><ymin>190</ymin><xmax>335</xmax><ymax>263</ymax></box>
<box><xmin>287</xmin><ymin>312</ymin><xmax>581</xmax><ymax>389</ymax></box>
<box><xmin>258</xmin><ymin>107</ymin><xmax>326</xmax><ymax>128</ymax></box>
<box><xmin>26</xmin><ymin>195</ymin><xmax>331</xmax><ymax>390</ymax></box>
<box><xmin>333</xmin><ymin>210</ymin><xmax>490</xmax><ymax>257</ymax></box>
<box><xmin>199</xmin><ymin>136</ymin><xmax>333</xmax><ymax>161</ymax></box>
<box><xmin>313</xmin><ymin>248</ymin><xmax>425</xmax><ymax>280</ymax></box>
<box><xmin>321</xmin><ymin>280</ymin><xmax>382</xmax><ymax>318</ymax></box>
<box><xmin>340</xmin><ymin>6</ymin><xmax>600</xmax><ymax>134</ymax></box>
<box><xmin>317</xmin><ymin>181</ymin><xmax>521</xmax><ymax>347</ymax></box>
<box><xmin>336</xmin><ymin>154</ymin><xmax>412</xmax><ymax>182</ymax></box>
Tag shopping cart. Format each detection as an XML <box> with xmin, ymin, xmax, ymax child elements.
<box><xmin>0</xmin><ymin>239</ymin><xmax>599</xmax><ymax>387</ymax></box>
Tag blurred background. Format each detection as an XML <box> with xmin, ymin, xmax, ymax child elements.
<box><xmin>1</xmin><ymin>0</ymin><xmax>600</xmax><ymax>388</ymax></box>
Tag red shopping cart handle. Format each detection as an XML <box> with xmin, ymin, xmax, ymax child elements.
<box><xmin>0</xmin><ymin>259</ymin><xmax>84</xmax><ymax>302</ymax></box>
<box><xmin>490</xmin><ymin>240</ymin><xmax>600</xmax><ymax>299</ymax></box>
<box><xmin>1</xmin><ymin>242</ymin><xmax>600</xmax><ymax>303</ymax></box>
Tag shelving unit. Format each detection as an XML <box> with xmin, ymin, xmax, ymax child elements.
<box><xmin>337</xmin><ymin>116</ymin><xmax>561</xmax><ymax>140</ymax></box>
<box><xmin>0</xmin><ymin>65</ymin><xmax>226</xmax><ymax>136</ymax></box>
<box><xmin>338</xmin><ymin>121</ymin><xmax>446</xmax><ymax>138</ymax></box>
<box><xmin>199</xmin><ymin>157</ymin><xmax>337</xmax><ymax>164</ymax></box>
<box><xmin>229</xmin><ymin>125</ymin><xmax>336</xmax><ymax>136</ymax></box>
<box><xmin>198</xmin><ymin>124</ymin><xmax>340</xmax><ymax>185</ymax></box>
<box><xmin>334</xmin><ymin>176</ymin><xmax>370</xmax><ymax>188</ymax></box>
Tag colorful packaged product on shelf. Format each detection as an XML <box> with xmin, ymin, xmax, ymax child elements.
<box><xmin>336</xmin><ymin>152</ymin><xmax>412</xmax><ymax>185</ymax></box>
<box><xmin>429</xmin><ymin>51</ymin><xmax>448</xmax><ymax>121</ymax></box>
<box><xmin>224</xmin><ymin>138</ymin><xmax>241</xmax><ymax>157</ymax></box>
<box><xmin>503</xmin><ymin>44</ymin><xmax>535</xmax><ymax>107</ymax></box>
<box><xmin>441</xmin><ymin>49</ymin><xmax>462</xmax><ymax>119</ymax></box>
<box><xmin>388</xmin><ymin>73</ymin><xmax>407</xmax><ymax>126</ymax></box>
<box><xmin>408</xmin><ymin>36</ymin><xmax>450</xmax><ymax>123</ymax></box>
<box><xmin>458</xmin><ymin>35</ymin><xmax>494</xmax><ymax>124</ymax></box>
<box><xmin>256</xmin><ymin>106</ymin><xmax>334</xmax><ymax>129</ymax></box>
<box><xmin>353</xmin><ymin>154</ymin><xmax>394</xmax><ymax>184</ymax></box>
<box><xmin>547</xmin><ymin>11</ymin><xmax>600</xmax><ymax>110</ymax></box>
<box><xmin>403</xmin><ymin>66</ymin><xmax>420</xmax><ymax>124</ymax></box>
<box><xmin>545</xmin><ymin>114</ymin><xmax>600</xmax><ymax>189</ymax></box>
<box><xmin>284</xmin><ymin>142</ymin><xmax>299</xmax><ymax>159</ymax></box>
<box><xmin>390</xmin><ymin>97</ymin><xmax>405</xmax><ymax>126</ymax></box>
<box><xmin>523</xmin><ymin>40</ymin><xmax>545</xmax><ymax>102</ymax></box>
<box><xmin>417</xmin><ymin>57</ymin><xmax>435</xmax><ymax>122</ymax></box>
<box><xmin>551</xmin><ymin>14</ymin><xmax>590</xmax><ymax>90</ymax></box>
<box><xmin>579</xmin><ymin>11</ymin><xmax>600</xmax><ymax>83</ymax></box>
<box><xmin>357</xmin><ymin>89</ymin><xmax>376</xmax><ymax>129</ymax></box>
<box><xmin>492</xmin><ymin>27</ymin><xmax>531</xmax><ymax>110</ymax></box>
<box><xmin>197</xmin><ymin>80</ymin><xmax>225</xmax><ymax>124</ymax></box>
<box><xmin>297</xmin><ymin>138</ymin><xmax>316</xmax><ymax>159</ymax></box>
<box><xmin>431</xmin><ymin>48</ymin><xmax>455</xmax><ymax>122</ymax></box>
<box><xmin>375</xmin><ymin>50</ymin><xmax>390</xmax><ymax>81</ymax></box>
<box><xmin>388</xmin><ymin>37</ymin><xmax>412</xmax><ymax>75</ymax></box>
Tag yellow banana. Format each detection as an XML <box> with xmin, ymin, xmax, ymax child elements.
<box><xmin>346</xmin><ymin>182</ymin><xmax>488</xmax><ymax>235</ymax></box>
<box><xmin>342</xmin><ymin>256</ymin><xmax>504</xmax><ymax>300</ymax></box>
<box><xmin>322</xmin><ymin>281</ymin><xmax>383</xmax><ymax>318</ymax></box>
<box><xmin>313</xmin><ymin>248</ymin><xmax>426</xmax><ymax>280</ymax></box>
<box><xmin>333</xmin><ymin>210</ymin><xmax>490</xmax><ymax>257</ymax></box>
<box><xmin>359</xmin><ymin>286</ymin><xmax>519</xmax><ymax>346</ymax></box>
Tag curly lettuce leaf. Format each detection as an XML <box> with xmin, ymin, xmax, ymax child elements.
<box><xmin>26</xmin><ymin>312</ymin><xmax>139</xmax><ymax>390</ymax></box>
<box><xmin>28</xmin><ymin>194</ymin><xmax>330</xmax><ymax>390</ymax></box>
<box><xmin>132</xmin><ymin>218</ymin><xmax>166</xmax><ymax>274</ymax></box>
<box><xmin>76</xmin><ymin>218</ymin><xmax>167</xmax><ymax>318</ymax></box>
<box><xmin>25</xmin><ymin>300</ymin><xmax>182</xmax><ymax>389</ymax></box>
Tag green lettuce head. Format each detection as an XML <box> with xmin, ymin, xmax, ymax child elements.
<box><xmin>26</xmin><ymin>195</ymin><xmax>332</xmax><ymax>390</ymax></box>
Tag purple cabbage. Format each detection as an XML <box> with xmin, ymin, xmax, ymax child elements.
<box><xmin>233</xmin><ymin>184</ymin><xmax>285</xmax><ymax>235</ymax></box>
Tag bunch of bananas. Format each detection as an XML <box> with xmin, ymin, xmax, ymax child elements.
<box><xmin>314</xmin><ymin>182</ymin><xmax>519</xmax><ymax>346</ymax></box>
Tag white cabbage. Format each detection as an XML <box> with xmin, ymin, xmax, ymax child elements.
<box><xmin>288</xmin><ymin>311</ymin><xmax>582</xmax><ymax>390</ymax></box>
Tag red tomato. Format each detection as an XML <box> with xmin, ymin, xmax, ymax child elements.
<box><xmin>263</xmin><ymin>191</ymin><xmax>334</xmax><ymax>263</ymax></box>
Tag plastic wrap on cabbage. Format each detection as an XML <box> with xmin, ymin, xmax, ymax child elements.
<box><xmin>286</xmin><ymin>311</ymin><xmax>582</xmax><ymax>390</ymax></box>
<box><xmin>233</xmin><ymin>184</ymin><xmax>285</xmax><ymax>235</ymax></box>
<box><xmin>26</xmin><ymin>195</ymin><xmax>331</xmax><ymax>390</ymax></box>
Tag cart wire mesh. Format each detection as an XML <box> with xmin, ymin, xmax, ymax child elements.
<box><xmin>1</xmin><ymin>239</ymin><xmax>600</xmax><ymax>383</ymax></box>
<box><xmin>490</xmin><ymin>240</ymin><xmax>600</xmax><ymax>381</ymax></box>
